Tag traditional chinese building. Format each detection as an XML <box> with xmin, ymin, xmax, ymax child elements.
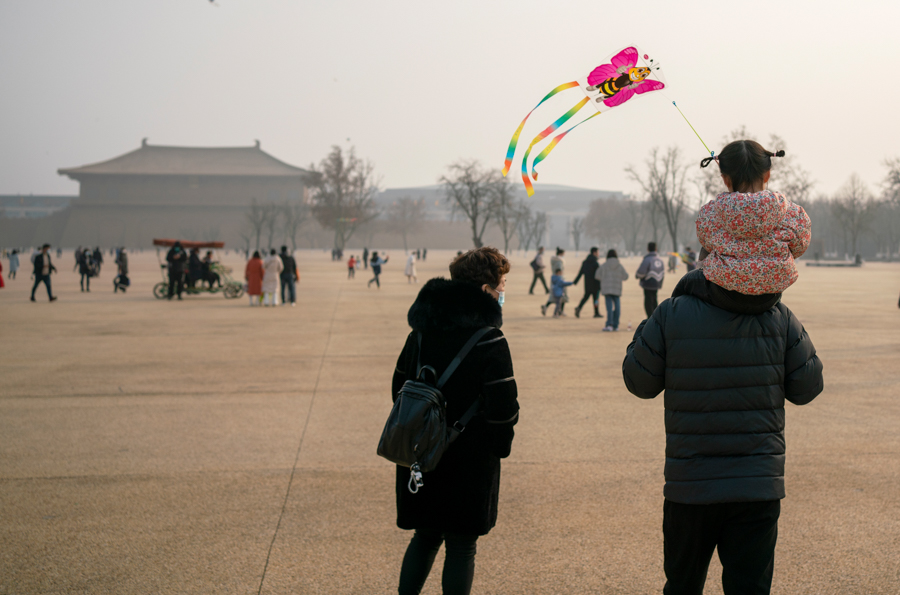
<box><xmin>50</xmin><ymin>139</ymin><xmax>315</xmax><ymax>247</ymax></box>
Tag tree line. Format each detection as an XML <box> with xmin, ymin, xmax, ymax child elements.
<box><xmin>242</xmin><ymin>137</ymin><xmax>900</xmax><ymax>260</ymax></box>
<box><xmin>588</xmin><ymin>128</ymin><xmax>900</xmax><ymax>260</ymax></box>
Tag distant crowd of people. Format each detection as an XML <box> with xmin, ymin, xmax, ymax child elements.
<box><xmin>526</xmin><ymin>241</ymin><xmax>704</xmax><ymax>329</ymax></box>
<box><xmin>242</xmin><ymin>245</ymin><xmax>299</xmax><ymax>306</ymax></box>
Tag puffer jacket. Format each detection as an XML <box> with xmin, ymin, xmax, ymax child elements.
<box><xmin>622</xmin><ymin>270</ymin><xmax>823</xmax><ymax>504</ymax></box>
<box><xmin>391</xmin><ymin>278</ymin><xmax>519</xmax><ymax>535</ymax></box>
<box><xmin>596</xmin><ymin>257</ymin><xmax>629</xmax><ymax>296</ymax></box>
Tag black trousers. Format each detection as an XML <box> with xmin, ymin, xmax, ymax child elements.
<box><xmin>643</xmin><ymin>289</ymin><xmax>658</xmax><ymax>317</ymax></box>
<box><xmin>577</xmin><ymin>286</ymin><xmax>600</xmax><ymax>310</ymax></box>
<box><xmin>31</xmin><ymin>274</ymin><xmax>53</xmax><ymax>299</ymax></box>
<box><xmin>398</xmin><ymin>529</ymin><xmax>478</xmax><ymax>595</ymax></box>
<box><xmin>663</xmin><ymin>499</ymin><xmax>780</xmax><ymax>595</ymax></box>
<box><xmin>167</xmin><ymin>271</ymin><xmax>184</xmax><ymax>298</ymax></box>
<box><xmin>529</xmin><ymin>271</ymin><xmax>548</xmax><ymax>294</ymax></box>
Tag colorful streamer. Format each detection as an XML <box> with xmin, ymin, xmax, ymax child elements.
<box><xmin>502</xmin><ymin>81</ymin><xmax>580</xmax><ymax>177</ymax></box>
<box><xmin>519</xmin><ymin>97</ymin><xmax>589</xmax><ymax>196</ymax></box>
<box><xmin>531</xmin><ymin>111</ymin><xmax>601</xmax><ymax>181</ymax></box>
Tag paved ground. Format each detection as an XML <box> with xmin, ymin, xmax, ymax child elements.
<box><xmin>1</xmin><ymin>249</ymin><xmax>898</xmax><ymax>594</ymax></box>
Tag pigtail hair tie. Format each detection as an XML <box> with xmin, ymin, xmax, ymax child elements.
<box><xmin>774</xmin><ymin>150</ymin><xmax>785</xmax><ymax>157</ymax></box>
<box><xmin>700</xmin><ymin>156</ymin><xmax>716</xmax><ymax>168</ymax></box>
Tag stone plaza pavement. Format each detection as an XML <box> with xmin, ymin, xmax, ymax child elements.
<box><xmin>1</xmin><ymin>249</ymin><xmax>898</xmax><ymax>594</ymax></box>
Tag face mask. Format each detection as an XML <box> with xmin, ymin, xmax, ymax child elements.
<box><xmin>497</xmin><ymin>291</ymin><xmax>505</xmax><ymax>307</ymax></box>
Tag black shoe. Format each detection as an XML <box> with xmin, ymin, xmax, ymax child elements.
<box><xmin>574</xmin><ymin>306</ymin><xmax>581</xmax><ymax>318</ymax></box>
<box><xmin>593</xmin><ymin>313</ymin><xmax>603</xmax><ymax>318</ymax></box>
<box><xmin>30</xmin><ymin>296</ymin><xmax>36</xmax><ymax>302</ymax></box>
<box><xmin>50</xmin><ymin>296</ymin><xmax>58</xmax><ymax>302</ymax></box>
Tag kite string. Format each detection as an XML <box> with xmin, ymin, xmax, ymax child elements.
<box><xmin>520</xmin><ymin>96</ymin><xmax>590</xmax><ymax>196</ymax></box>
<box><xmin>502</xmin><ymin>81</ymin><xmax>580</xmax><ymax>176</ymax></box>
<box><xmin>671</xmin><ymin>100</ymin><xmax>713</xmax><ymax>157</ymax></box>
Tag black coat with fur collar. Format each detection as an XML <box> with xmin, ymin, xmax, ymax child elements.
<box><xmin>623</xmin><ymin>270</ymin><xmax>823</xmax><ymax>504</ymax></box>
<box><xmin>391</xmin><ymin>278</ymin><xmax>519</xmax><ymax>536</ymax></box>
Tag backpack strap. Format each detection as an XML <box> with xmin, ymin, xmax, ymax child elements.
<box><xmin>436</xmin><ymin>327</ymin><xmax>494</xmax><ymax>389</ymax></box>
<box><xmin>447</xmin><ymin>395</ymin><xmax>483</xmax><ymax>443</ymax></box>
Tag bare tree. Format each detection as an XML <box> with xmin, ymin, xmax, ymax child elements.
<box><xmin>530</xmin><ymin>211</ymin><xmax>549</xmax><ymax>250</ymax></box>
<box><xmin>626</xmin><ymin>147</ymin><xmax>690</xmax><ymax>252</ymax></box>
<box><xmin>697</xmin><ymin>127</ymin><xmax>814</xmax><ymax>205</ymax></box>
<box><xmin>884</xmin><ymin>158</ymin><xmax>900</xmax><ymax>203</ymax></box>
<box><xmin>441</xmin><ymin>160</ymin><xmax>502</xmax><ymax>248</ymax></box>
<box><xmin>516</xmin><ymin>203</ymin><xmax>533</xmax><ymax>251</ymax></box>
<box><xmin>831</xmin><ymin>174</ymin><xmax>876</xmax><ymax>256</ymax></box>
<box><xmin>385</xmin><ymin>196</ymin><xmax>426</xmax><ymax>252</ymax></box>
<box><xmin>623</xmin><ymin>197</ymin><xmax>649</xmax><ymax>253</ymax></box>
<box><xmin>570</xmin><ymin>216</ymin><xmax>585</xmax><ymax>253</ymax></box>
<box><xmin>263</xmin><ymin>202</ymin><xmax>279</xmax><ymax>250</ymax></box>
<box><xmin>282</xmin><ymin>201</ymin><xmax>310</xmax><ymax>252</ymax></box>
<box><xmin>245</xmin><ymin>198</ymin><xmax>267</xmax><ymax>250</ymax></box>
<box><xmin>310</xmin><ymin>146</ymin><xmax>379</xmax><ymax>251</ymax></box>
<box><xmin>492</xmin><ymin>177</ymin><xmax>522</xmax><ymax>253</ymax></box>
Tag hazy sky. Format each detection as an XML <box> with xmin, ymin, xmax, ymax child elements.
<box><xmin>1</xmin><ymin>1</ymin><xmax>897</xmax><ymax>199</ymax></box>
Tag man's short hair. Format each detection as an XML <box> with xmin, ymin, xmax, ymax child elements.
<box><xmin>42</xmin><ymin>243</ymin><xmax>51</xmax><ymax>249</ymax></box>
<box><xmin>648</xmin><ymin>242</ymin><xmax>657</xmax><ymax>252</ymax></box>
<box><xmin>590</xmin><ymin>246</ymin><xmax>599</xmax><ymax>254</ymax></box>
<box><xmin>281</xmin><ymin>245</ymin><xmax>288</xmax><ymax>252</ymax></box>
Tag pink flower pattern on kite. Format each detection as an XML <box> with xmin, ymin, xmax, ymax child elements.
<box><xmin>696</xmin><ymin>190</ymin><xmax>811</xmax><ymax>295</ymax></box>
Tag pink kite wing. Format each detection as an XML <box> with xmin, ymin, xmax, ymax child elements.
<box><xmin>587</xmin><ymin>63</ymin><xmax>617</xmax><ymax>86</ymax></box>
<box><xmin>603</xmin><ymin>87</ymin><xmax>635</xmax><ymax>107</ymax></box>
<box><xmin>633</xmin><ymin>79</ymin><xmax>665</xmax><ymax>95</ymax></box>
<box><xmin>610</xmin><ymin>46</ymin><xmax>638</xmax><ymax>70</ymax></box>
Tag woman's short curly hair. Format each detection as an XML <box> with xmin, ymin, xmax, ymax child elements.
<box><xmin>449</xmin><ymin>246</ymin><xmax>510</xmax><ymax>289</ymax></box>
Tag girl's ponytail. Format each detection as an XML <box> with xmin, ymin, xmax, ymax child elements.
<box><xmin>701</xmin><ymin>141</ymin><xmax>785</xmax><ymax>192</ymax></box>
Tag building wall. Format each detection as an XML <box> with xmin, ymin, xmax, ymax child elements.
<box><xmin>77</xmin><ymin>175</ymin><xmax>307</xmax><ymax>207</ymax></box>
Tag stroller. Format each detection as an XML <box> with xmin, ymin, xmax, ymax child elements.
<box><xmin>114</xmin><ymin>273</ymin><xmax>130</xmax><ymax>293</ymax></box>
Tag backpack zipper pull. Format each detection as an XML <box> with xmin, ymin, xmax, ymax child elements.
<box><xmin>408</xmin><ymin>462</ymin><xmax>424</xmax><ymax>494</ymax></box>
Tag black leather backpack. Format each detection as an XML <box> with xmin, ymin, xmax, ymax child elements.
<box><xmin>377</xmin><ymin>327</ymin><xmax>493</xmax><ymax>493</ymax></box>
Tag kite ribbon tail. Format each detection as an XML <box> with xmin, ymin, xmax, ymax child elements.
<box><xmin>531</xmin><ymin>111</ymin><xmax>601</xmax><ymax>181</ymax></box>
<box><xmin>520</xmin><ymin>96</ymin><xmax>590</xmax><ymax>196</ymax></box>
<box><xmin>502</xmin><ymin>80</ymin><xmax>580</xmax><ymax>177</ymax></box>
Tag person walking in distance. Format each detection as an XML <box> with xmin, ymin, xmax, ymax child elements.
<box><xmin>623</xmin><ymin>139</ymin><xmax>822</xmax><ymax>595</ymax></box>
<box><xmin>279</xmin><ymin>246</ymin><xmax>298</xmax><ymax>306</ymax></box>
<box><xmin>596</xmin><ymin>249</ymin><xmax>629</xmax><ymax>331</ymax></box>
<box><xmin>362</xmin><ymin>247</ymin><xmax>369</xmax><ymax>270</ymax></box>
<box><xmin>165</xmin><ymin>241</ymin><xmax>187</xmax><ymax>300</ymax></box>
<box><xmin>635</xmin><ymin>242</ymin><xmax>665</xmax><ymax>318</ymax></box>
<box><xmin>572</xmin><ymin>246</ymin><xmax>602</xmax><ymax>319</ymax></box>
<box><xmin>8</xmin><ymin>249</ymin><xmax>19</xmax><ymax>279</ymax></box>
<box><xmin>368</xmin><ymin>251</ymin><xmax>389</xmax><ymax>288</ymax></box>
<box><xmin>684</xmin><ymin>246</ymin><xmax>698</xmax><ymax>272</ymax></box>
<box><xmin>405</xmin><ymin>252</ymin><xmax>418</xmax><ymax>284</ymax></box>
<box><xmin>528</xmin><ymin>246</ymin><xmax>549</xmax><ymax>295</ymax></box>
<box><xmin>92</xmin><ymin>246</ymin><xmax>104</xmax><ymax>275</ymax></box>
<box><xmin>542</xmin><ymin>247</ymin><xmax>567</xmax><ymax>315</ymax></box>
<box><xmin>390</xmin><ymin>247</ymin><xmax>519</xmax><ymax>595</ymax></box>
<box><xmin>244</xmin><ymin>250</ymin><xmax>264</xmax><ymax>306</ymax></box>
<box><xmin>30</xmin><ymin>243</ymin><xmax>58</xmax><ymax>302</ymax></box>
<box><xmin>78</xmin><ymin>248</ymin><xmax>94</xmax><ymax>292</ymax></box>
<box><xmin>262</xmin><ymin>248</ymin><xmax>284</xmax><ymax>306</ymax></box>
<box><xmin>347</xmin><ymin>255</ymin><xmax>357</xmax><ymax>279</ymax></box>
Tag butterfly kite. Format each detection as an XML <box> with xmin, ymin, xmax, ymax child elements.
<box><xmin>502</xmin><ymin>46</ymin><xmax>668</xmax><ymax>196</ymax></box>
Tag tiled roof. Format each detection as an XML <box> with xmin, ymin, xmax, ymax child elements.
<box><xmin>58</xmin><ymin>141</ymin><xmax>312</xmax><ymax>178</ymax></box>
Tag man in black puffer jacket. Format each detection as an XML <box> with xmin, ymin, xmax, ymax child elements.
<box><xmin>623</xmin><ymin>269</ymin><xmax>823</xmax><ymax>594</ymax></box>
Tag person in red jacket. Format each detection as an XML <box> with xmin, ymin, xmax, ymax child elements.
<box><xmin>244</xmin><ymin>250</ymin><xmax>265</xmax><ymax>306</ymax></box>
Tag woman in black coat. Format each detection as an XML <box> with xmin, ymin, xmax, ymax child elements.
<box><xmin>391</xmin><ymin>247</ymin><xmax>519</xmax><ymax>595</ymax></box>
